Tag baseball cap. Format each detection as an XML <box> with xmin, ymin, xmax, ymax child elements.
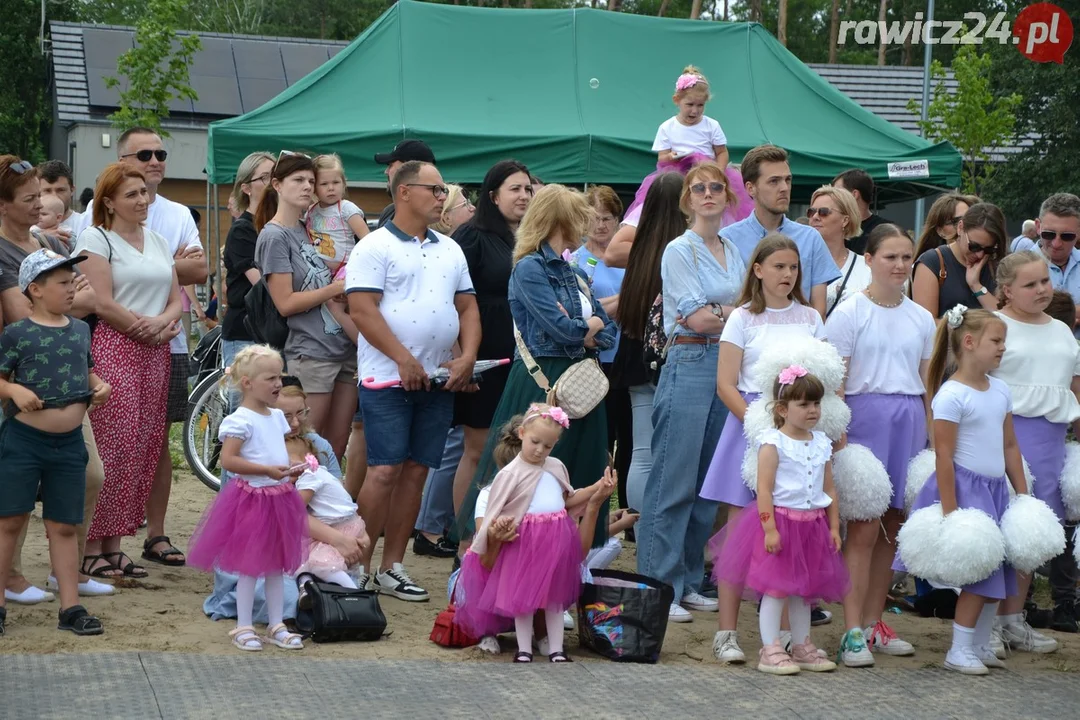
<box><xmin>19</xmin><ymin>248</ymin><xmax>86</xmax><ymax>292</ymax></box>
<box><xmin>374</xmin><ymin>139</ymin><xmax>436</xmax><ymax>165</ymax></box>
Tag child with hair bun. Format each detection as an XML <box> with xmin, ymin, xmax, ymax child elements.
<box><xmin>454</xmin><ymin>404</ymin><xmax>615</xmax><ymax>663</ymax></box>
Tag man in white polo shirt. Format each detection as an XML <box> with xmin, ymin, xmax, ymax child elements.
<box><xmin>73</xmin><ymin>127</ymin><xmax>208</xmax><ymax>568</ymax></box>
<box><xmin>346</xmin><ymin>160</ymin><xmax>481</xmax><ymax>601</ymax></box>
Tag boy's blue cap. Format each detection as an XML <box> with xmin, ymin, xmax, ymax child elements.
<box><xmin>18</xmin><ymin>248</ymin><xmax>86</xmax><ymax>292</ymax></box>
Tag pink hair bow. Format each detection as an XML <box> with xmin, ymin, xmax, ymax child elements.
<box><xmin>777</xmin><ymin>364</ymin><xmax>808</xmax><ymax>386</ymax></box>
<box><xmin>303</xmin><ymin>453</ymin><xmax>320</xmax><ymax>472</ymax></box>
<box><xmin>675</xmin><ymin>74</ymin><xmax>700</xmax><ymax>92</ymax></box>
<box><xmin>526</xmin><ymin>404</ymin><xmax>571</xmax><ymax>429</ymax></box>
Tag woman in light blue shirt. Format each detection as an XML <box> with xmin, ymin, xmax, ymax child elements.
<box><xmin>635</xmin><ymin>162</ymin><xmax>747</xmax><ymax>624</ymax></box>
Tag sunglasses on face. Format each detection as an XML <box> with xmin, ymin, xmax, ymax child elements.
<box><xmin>806</xmin><ymin>207</ymin><xmax>834</xmax><ymax>218</ymax></box>
<box><xmin>121</xmin><ymin>149</ymin><xmax>168</xmax><ymax>162</ymax></box>
<box><xmin>967</xmin><ymin>240</ymin><xmax>996</xmax><ymax>256</ymax></box>
<box><xmin>945</xmin><ymin>215</ymin><xmax>964</xmax><ymax>227</ymax></box>
<box><xmin>5</xmin><ymin>160</ymin><xmax>33</xmax><ymax>174</ymax></box>
<box><xmin>1040</xmin><ymin>230</ymin><xmax>1078</xmax><ymax>244</ymax></box>
<box><xmin>689</xmin><ymin>182</ymin><xmax>726</xmax><ymax>195</ymax></box>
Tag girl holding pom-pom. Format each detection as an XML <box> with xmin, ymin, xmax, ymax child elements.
<box><xmin>896</xmin><ymin>306</ymin><xmax>1027</xmax><ymax>675</ymax></box>
<box><xmin>825</xmin><ymin>224</ymin><xmax>936</xmax><ymax>666</ymax></box>
<box><xmin>709</xmin><ymin>366</ymin><xmax>849</xmax><ymax>675</ymax></box>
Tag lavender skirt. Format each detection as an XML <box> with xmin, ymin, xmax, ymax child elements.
<box><xmin>1013</xmin><ymin>414</ymin><xmax>1068</xmax><ymax>522</ymax></box>
<box><xmin>846</xmin><ymin>394</ymin><xmax>928</xmax><ymax>510</ymax></box>
<box><xmin>893</xmin><ymin>464</ymin><xmax>1017</xmax><ymax>600</ymax></box>
<box><xmin>700</xmin><ymin>392</ymin><xmax>760</xmax><ymax>507</ymax></box>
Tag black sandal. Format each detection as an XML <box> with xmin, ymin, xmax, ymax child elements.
<box><xmin>100</xmin><ymin>552</ymin><xmax>149</xmax><ymax>579</ymax></box>
<box><xmin>142</xmin><ymin>536</ymin><xmax>186</xmax><ymax>566</ymax></box>
<box><xmin>81</xmin><ymin>554</ymin><xmax>122</xmax><ymax>579</ymax></box>
<box><xmin>58</xmin><ymin>605</ymin><xmax>104</xmax><ymax>636</ymax></box>
<box><xmin>513</xmin><ymin>651</ymin><xmax>533</xmax><ymax>663</ymax></box>
<box><xmin>548</xmin><ymin>651</ymin><xmax>573</xmax><ymax>663</ymax></box>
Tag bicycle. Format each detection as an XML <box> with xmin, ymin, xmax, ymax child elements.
<box><xmin>183</xmin><ymin>326</ymin><xmax>228</xmax><ymax>491</ymax></box>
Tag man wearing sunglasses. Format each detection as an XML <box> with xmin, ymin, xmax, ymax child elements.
<box><xmin>1033</xmin><ymin>193</ymin><xmax>1080</xmax><ymax>332</ymax></box>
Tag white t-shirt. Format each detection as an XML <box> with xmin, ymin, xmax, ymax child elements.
<box><xmin>825</xmin><ymin>251</ymin><xmax>872</xmax><ymax>313</ymax></box>
<box><xmin>475</xmin><ymin>485</ymin><xmax>492</xmax><ymax>521</ymax></box>
<box><xmin>73</xmin><ymin>226</ymin><xmax>174</xmax><ymax>317</ymax></box>
<box><xmin>827</xmin><ymin>293</ymin><xmax>935</xmax><ymax>396</ymax></box>
<box><xmin>344</xmin><ymin>224</ymin><xmax>474</xmax><ymax>384</ymax></box>
<box><xmin>721</xmin><ymin>302</ymin><xmax>827</xmax><ymax>393</ymax></box>
<box><xmin>760</xmin><ymin>429</ymin><xmax>834</xmax><ymax>511</ymax></box>
<box><xmin>73</xmin><ymin>194</ymin><xmax>201</xmax><ymax>354</ymax></box>
<box><xmin>217</xmin><ymin>407</ymin><xmax>291</xmax><ymax>488</ymax></box>
<box><xmin>295</xmin><ymin>465</ymin><xmax>358</xmax><ymax>523</ymax></box>
<box><xmin>991</xmin><ymin>313</ymin><xmax>1080</xmax><ymax>424</ymax></box>
<box><xmin>932</xmin><ymin>377</ymin><xmax>1013</xmax><ymax>478</ymax></box>
<box><xmin>307</xmin><ymin>200</ymin><xmax>364</xmax><ymax>272</ymax></box>
<box><xmin>473</xmin><ymin>471</ymin><xmax>566</xmax><ymax>521</ymax></box>
<box><xmin>651</xmin><ymin>116</ymin><xmax>727</xmax><ymax>157</ymax></box>
<box><xmin>578</xmin><ymin>290</ymin><xmax>594</xmax><ymax>320</ymax></box>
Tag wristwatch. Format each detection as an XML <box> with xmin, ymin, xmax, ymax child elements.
<box><xmin>710</xmin><ymin>304</ymin><xmax>723</xmax><ymax>318</ymax></box>
<box><xmin>973</xmin><ymin>287</ymin><xmax>989</xmax><ymax>298</ymax></box>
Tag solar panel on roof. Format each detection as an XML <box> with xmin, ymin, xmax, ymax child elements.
<box><xmin>239</xmin><ymin>78</ymin><xmax>287</xmax><ymax>113</ymax></box>
<box><xmin>86</xmin><ymin>73</ymin><xmax>123</xmax><ymax>109</ymax></box>
<box><xmin>84</xmin><ymin>29</ymin><xmax>134</xmax><ymax>108</ymax></box>
<box><xmin>189</xmin><ymin>75</ymin><xmax>242</xmax><ymax>115</ymax></box>
<box><xmin>190</xmin><ymin>37</ymin><xmax>236</xmax><ymax>77</ymax></box>
<box><xmin>281</xmin><ymin>44</ymin><xmax>331</xmax><ymax>84</ymax></box>
<box><xmin>233</xmin><ymin>40</ymin><xmax>285</xmax><ymax>80</ymax></box>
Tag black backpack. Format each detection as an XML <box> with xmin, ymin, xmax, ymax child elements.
<box><xmin>243</xmin><ymin>278</ymin><xmax>289</xmax><ymax>351</ymax></box>
<box><xmin>294</xmin><ymin>579</ymin><xmax>388</xmax><ymax>643</ymax></box>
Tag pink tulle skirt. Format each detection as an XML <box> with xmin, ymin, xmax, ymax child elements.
<box><xmin>297</xmin><ymin>515</ymin><xmax>366</xmax><ymax>577</ymax></box>
<box><xmin>709</xmin><ymin>506</ymin><xmax>850</xmax><ymax>602</ymax></box>
<box><xmin>625</xmin><ymin>154</ymin><xmax>752</xmax><ymax>227</ymax></box>
<box><xmin>454</xmin><ymin>510</ymin><xmax>583</xmax><ymax>637</ymax></box>
<box><xmin>187</xmin><ymin>478</ymin><xmax>309</xmax><ymax>577</ymax></box>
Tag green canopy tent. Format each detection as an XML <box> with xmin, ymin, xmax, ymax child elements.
<box><xmin>206</xmin><ymin>2</ymin><xmax>961</xmax><ymax>202</ymax></box>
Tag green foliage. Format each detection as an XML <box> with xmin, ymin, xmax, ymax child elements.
<box><xmin>104</xmin><ymin>0</ymin><xmax>202</xmax><ymax>136</ymax></box>
<box><xmin>907</xmin><ymin>44</ymin><xmax>1020</xmax><ymax>196</ymax></box>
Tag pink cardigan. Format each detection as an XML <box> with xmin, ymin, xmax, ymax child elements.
<box><xmin>470</xmin><ymin>454</ymin><xmax>573</xmax><ymax>555</ymax></box>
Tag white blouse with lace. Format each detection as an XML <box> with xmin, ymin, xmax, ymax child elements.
<box><xmin>991</xmin><ymin>313</ymin><xmax>1080</xmax><ymax>424</ymax></box>
<box><xmin>721</xmin><ymin>302</ymin><xmax>827</xmax><ymax>393</ymax></box>
<box><xmin>760</xmin><ymin>428</ymin><xmax>834</xmax><ymax>510</ymax></box>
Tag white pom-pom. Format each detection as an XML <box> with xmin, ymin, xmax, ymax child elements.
<box><xmin>741</xmin><ymin>443</ymin><xmax>759</xmax><ymax>491</ymax></box>
<box><xmin>832</xmin><ymin>444</ymin><xmax>892</xmax><ymax>521</ymax></box>
<box><xmin>904</xmin><ymin>449</ymin><xmax>937</xmax><ymax>514</ymax></box>
<box><xmin>1060</xmin><ymin>442</ymin><xmax>1080</xmax><ymax>522</ymax></box>
<box><xmin>750</xmin><ymin>336</ymin><xmax>846</xmax><ymax>397</ymax></box>
<box><xmin>741</xmin><ymin>398</ymin><xmax>774</xmax><ymax>445</ymax></box>
<box><xmin>999</xmin><ymin>494</ymin><xmax>1066</xmax><ymax>573</ymax></box>
<box><xmin>816</xmin><ymin>394</ymin><xmax>851</xmax><ymax>441</ymax></box>
<box><xmin>1073</xmin><ymin>526</ymin><xmax>1080</xmax><ymax>567</ymax></box>
<box><xmin>897</xmin><ymin>504</ymin><xmax>1005</xmax><ymax>587</ymax></box>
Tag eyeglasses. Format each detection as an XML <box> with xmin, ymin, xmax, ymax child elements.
<box><xmin>273</xmin><ymin>150</ymin><xmax>312</xmax><ymax>174</ymax></box>
<box><xmin>945</xmin><ymin>215</ymin><xmax>964</xmax><ymax>226</ymax></box>
<box><xmin>689</xmin><ymin>182</ymin><xmax>726</xmax><ymax>195</ymax></box>
<box><xmin>406</xmin><ymin>183</ymin><xmax>449</xmax><ymax>199</ymax></box>
<box><xmin>283</xmin><ymin>408</ymin><xmax>310</xmax><ymax>423</ymax></box>
<box><xmin>449</xmin><ymin>199</ymin><xmax>474</xmax><ymax>212</ymax></box>
<box><xmin>249</xmin><ymin>172</ymin><xmax>271</xmax><ymax>185</ymax></box>
<box><xmin>4</xmin><ymin>160</ymin><xmax>33</xmax><ymax>175</ymax></box>
<box><xmin>120</xmin><ymin>149</ymin><xmax>168</xmax><ymax>163</ymax></box>
<box><xmin>806</xmin><ymin>207</ymin><xmax>834</xmax><ymax>218</ymax></box>
<box><xmin>1040</xmin><ymin>230</ymin><xmax>1078</xmax><ymax>244</ymax></box>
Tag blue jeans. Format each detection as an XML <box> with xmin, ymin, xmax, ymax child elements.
<box><xmin>635</xmin><ymin>343</ymin><xmax>727</xmax><ymax>601</ymax></box>
<box><xmin>415</xmin><ymin>426</ymin><xmax>463</xmax><ymax>536</ymax></box>
<box><xmin>624</xmin><ymin>383</ymin><xmax>655</xmax><ymax>512</ymax></box>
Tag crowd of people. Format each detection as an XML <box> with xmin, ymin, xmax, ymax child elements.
<box><xmin>1</xmin><ymin>64</ymin><xmax>1079</xmax><ymax>676</ymax></box>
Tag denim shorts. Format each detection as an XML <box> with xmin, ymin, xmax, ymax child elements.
<box><xmin>0</xmin><ymin>418</ymin><xmax>88</xmax><ymax>525</ymax></box>
<box><xmin>358</xmin><ymin>387</ymin><xmax>454</xmax><ymax>468</ymax></box>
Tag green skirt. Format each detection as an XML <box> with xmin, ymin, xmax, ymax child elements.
<box><xmin>453</xmin><ymin>357</ymin><xmax>610</xmax><ymax>548</ymax></box>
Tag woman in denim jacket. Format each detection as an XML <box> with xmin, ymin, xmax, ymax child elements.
<box><xmin>635</xmin><ymin>163</ymin><xmax>747</xmax><ymax>624</ymax></box>
<box><xmin>456</xmin><ymin>185</ymin><xmax>616</xmax><ymax>547</ymax></box>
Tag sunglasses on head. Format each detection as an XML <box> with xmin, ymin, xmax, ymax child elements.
<box><xmin>273</xmin><ymin>150</ymin><xmax>312</xmax><ymax>174</ymax></box>
<box><xmin>806</xmin><ymin>207</ymin><xmax>834</xmax><ymax>218</ymax></box>
<box><xmin>689</xmin><ymin>181</ymin><xmax>726</xmax><ymax>195</ymax></box>
<box><xmin>1040</xmin><ymin>230</ymin><xmax>1078</xmax><ymax>244</ymax></box>
<box><xmin>4</xmin><ymin>160</ymin><xmax>33</xmax><ymax>175</ymax></box>
<box><xmin>121</xmin><ymin>149</ymin><xmax>168</xmax><ymax>162</ymax></box>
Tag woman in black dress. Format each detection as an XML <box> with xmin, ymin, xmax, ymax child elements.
<box><xmin>450</xmin><ymin>160</ymin><xmax>533</xmax><ymax>514</ymax></box>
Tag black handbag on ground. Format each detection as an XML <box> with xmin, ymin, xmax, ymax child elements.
<box><xmin>243</xmin><ymin>278</ymin><xmax>289</xmax><ymax>351</ymax></box>
<box><xmin>576</xmin><ymin>569</ymin><xmax>674</xmax><ymax>663</ymax></box>
<box><xmin>293</xmin><ymin>579</ymin><xmax>387</xmax><ymax>643</ymax></box>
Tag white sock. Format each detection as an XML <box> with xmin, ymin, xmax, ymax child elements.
<box><xmin>759</xmin><ymin>595</ymin><xmax>785</xmax><ymax>646</ymax></box>
<box><xmin>265</xmin><ymin>573</ymin><xmax>284</xmax><ymax>628</ymax></box>
<box><xmin>974</xmin><ymin>602</ymin><xmax>999</xmax><ymax>647</ymax></box>
<box><xmin>321</xmin><ymin>570</ymin><xmax>358</xmax><ymax>589</ymax></box>
<box><xmin>788</xmin><ymin>596</ymin><xmax>812</xmax><ymax>646</ymax></box>
<box><xmin>545</xmin><ymin>605</ymin><xmax>565</xmax><ymax>654</ymax></box>
<box><xmin>1000</xmin><ymin>612</ymin><xmax>1023</xmax><ymax>628</ymax></box>
<box><xmin>236</xmin><ymin>575</ymin><xmax>256</xmax><ymax>628</ymax></box>
<box><xmin>950</xmin><ymin>622</ymin><xmax>975</xmax><ymax>653</ymax></box>
<box><xmin>515</xmin><ymin>614</ymin><xmax>534</xmax><ymax>654</ymax></box>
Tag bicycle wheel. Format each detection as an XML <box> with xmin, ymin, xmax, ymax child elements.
<box><xmin>184</xmin><ymin>369</ymin><xmax>228</xmax><ymax>492</ymax></box>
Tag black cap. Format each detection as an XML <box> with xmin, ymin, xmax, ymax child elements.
<box><xmin>374</xmin><ymin>139</ymin><xmax>436</xmax><ymax>165</ymax></box>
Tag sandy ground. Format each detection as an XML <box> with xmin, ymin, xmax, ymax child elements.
<box><xmin>3</xmin><ymin>466</ymin><xmax>1080</xmax><ymax>671</ymax></box>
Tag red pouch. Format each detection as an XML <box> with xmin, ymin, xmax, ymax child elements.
<box><xmin>430</xmin><ymin>604</ymin><xmax>479</xmax><ymax>648</ymax></box>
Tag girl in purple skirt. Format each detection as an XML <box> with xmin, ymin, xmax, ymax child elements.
<box><xmin>187</xmin><ymin>345</ymin><xmax>309</xmax><ymax>652</ymax></box>
<box><xmin>703</xmin><ymin>234</ymin><xmax>826</xmax><ymax>663</ymax></box>
<box><xmin>897</xmin><ymin>306</ymin><xmax>1029</xmax><ymax>675</ymax></box>
<box><xmin>991</xmin><ymin>249</ymin><xmax>1077</xmax><ymax>651</ymax></box>
<box><xmin>454</xmin><ymin>404</ymin><xmax>614</xmax><ymax>663</ymax></box>
<box><xmin>825</xmin><ymin>224</ymin><xmax>936</xmax><ymax>666</ymax></box>
<box><xmin>710</xmin><ymin>366</ymin><xmax>849</xmax><ymax>675</ymax></box>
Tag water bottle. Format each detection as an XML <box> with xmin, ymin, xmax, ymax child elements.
<box><xmin>583</xmin><ymin>256</ymin><xmax>598</xmax><ymax>285</ymax></box>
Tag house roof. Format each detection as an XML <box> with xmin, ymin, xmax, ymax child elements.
<box><xmin>49</xmin><ymin>21</ymin><xmax>348</xmax><ymax>127</ymax></box>
<box><xmin>808</xmin><ymin>63</ymin><xmax>1032</xmax><ymax>162</ymax></box>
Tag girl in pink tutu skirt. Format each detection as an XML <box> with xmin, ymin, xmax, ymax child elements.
<box><xmin>187</xmin><ymin>345</ymin><xmax>309</xmax><ymax>652</ymax></box>
<box><xmin>709</xmin><ymin>366</ymin><xmax>849</xmax><ymax>675</ymax></box>
<box><xmin>454</xmin><ymin>403</ymin><xmax>615</xmax><ymax>663</ymax></box>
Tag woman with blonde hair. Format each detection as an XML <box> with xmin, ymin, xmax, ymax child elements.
<box><xmin>433</xmin><ymin>184</ymin><xmax>474</xmax><ymax>235</ymax></box>
<box><xmin>454</xmin><ymin>184</ymin><xmax>617</xmax><ymax>550</ymax></box>
<box><xmin>807</xmin><ymin>185</ymin><xmax>871</xmax><ymax>318</ymax></box>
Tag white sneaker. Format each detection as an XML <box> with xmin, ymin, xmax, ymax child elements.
<box><xmin>712</xmin><ymin>630</ymin><xmax>746</xmax><ymax>663</ymax></box>
<box><xmin>839</xmin><ymin>628</ymin><xmax>875</xmax><ymax>668</ymax></box>
<box><xmin>974</xmin><ymin>644</ymin><xmax>1006</xmax><ymax>669</ymax></box>
<box><xmin>349</xmin><ymin>565</ymin><xmax>374</xmax><ymax>591</ymax></box>
<box><xmin>1000</xmin><ymin>620</ymin><xmax>1058</xmax><ymax>654</ymax></box>
<box><xmin>990</xmin><ymin>624</ymin><xmax>1007</xmax><ymax>659</ymax></box>
<box><xmin>4</xmin><ymin>585</ymin><xmax>54</xmax><ymax>604</ymax></box>
<box><xmin>374</xmin><ymin>563</ymin><xmax>429</xmax><ymax>602</ymax></box>
<box><xmin>478</xmin><ymin>636</ymin><xmax>500</xmax><ymax>654</ymax></box>
<box><xmin>944</xmin><ymin>646</ymin><xmax>990</xmax><ymax>675</ymax></box>
<box><xmin>864</xmin><ymin>620</ymin><xmax>915</xmax><ymax>656</ymax></box>
<box><xmin>563</xmin><ymin>610</ymin><xmax>574</xmax><ymax>630</ymax></box>
<box><xmin>668</xmin><ymin>603</ymin><xmax>693</xmax><ymax>623</ymax></box>
<box><xmin>681</xmin><ymin>592</ymin><xmax>719</xmax><ymax>612</ymax></box>
<box><xmin>46</xmin><ymin>575</ymin><xmax>114</xmax><ymax>597</ymax></box>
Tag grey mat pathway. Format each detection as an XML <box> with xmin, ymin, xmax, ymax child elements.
<box><xmin>2</xmin><ymin>652</ymin><xmax>1079</xmax><ymax>719</ymax></box>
